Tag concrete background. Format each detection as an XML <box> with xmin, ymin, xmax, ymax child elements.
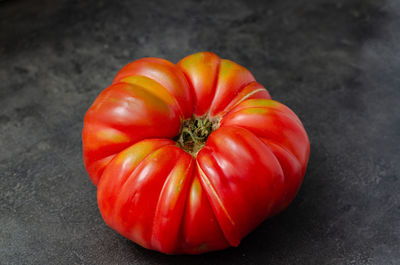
<box><xmin>0</xmin><ymin>0</ymin><xmax>399</xmax><ymax>264</ymax></box>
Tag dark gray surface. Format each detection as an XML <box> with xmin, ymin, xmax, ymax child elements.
<box><xmin>1</xmin><ymin>0</ymin><xmax>399</xmax><ymax>264</ymax></box>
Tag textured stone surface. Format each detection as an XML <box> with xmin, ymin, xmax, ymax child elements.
<box><xmin>1</xmin><ymin>0</ymin><xmax>399</xmax><ymax>264</ymax></box>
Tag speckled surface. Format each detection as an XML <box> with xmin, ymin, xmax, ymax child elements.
<box><xmin>0</xmin><ymin>0</ymin><xmax>399</xmax><ymax>264</ymax></box>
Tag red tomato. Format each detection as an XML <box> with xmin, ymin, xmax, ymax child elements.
<box><xmin>82</xmin><ymin>52</ymin><xmax>310</xmax><ymax>254</ymax></box>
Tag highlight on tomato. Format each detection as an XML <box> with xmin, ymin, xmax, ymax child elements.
<box><xmin>82</xmin><ymin>52</ymin><xmax>310</xmax><ymax>254</ymax></box>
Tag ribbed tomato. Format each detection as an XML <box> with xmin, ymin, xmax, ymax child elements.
<box><xmin>82</xmin><ymin>52</ymin><xmax>310</xmax><ymax>254</ymax></box>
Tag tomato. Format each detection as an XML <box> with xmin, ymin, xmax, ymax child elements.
<box><xmin>82</xmin><ymin>52</ymin><xmax>310</xmax><ymax>254</ymax></box>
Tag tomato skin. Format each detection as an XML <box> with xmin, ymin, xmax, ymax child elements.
<box><xmin>178</xmin><ymin>52</ymin><xmax>220</xmax><ymax>116</ymax></box>
<box><xmin>197</xmin><ymin>126</ymin><xmax>285</xmax><ymax>246</ymax></box>
<box><xmin>82</xmin><ymin>52</ymin><xmax>310</xmax><ymax>254</ymax></box>
<box><xmin>113</xmin><ymin>57</ymin><xmax>193</xmax><ymax>118</ymax></box>
<box><xmin>221</xmin><ymin>99</ymin><xmax>310</xmax><ymax>216</ymax></box>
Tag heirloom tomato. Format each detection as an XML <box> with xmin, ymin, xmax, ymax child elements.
<box><xmin>82</xmin><ymin>52</ymin><xmax>310</xmax><ymax>254</ymax></box>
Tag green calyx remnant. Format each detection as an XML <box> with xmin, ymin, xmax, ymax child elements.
<box><xmin>175</xmin><ymin>116</ymin><xmax>220</xmax><ymax>156</ymax></box>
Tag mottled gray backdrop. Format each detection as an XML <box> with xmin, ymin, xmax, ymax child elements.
<box><xmin>0</xmin><ymin>0</ymin><xmax>399</xmax><ymax>264</ymax></box>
